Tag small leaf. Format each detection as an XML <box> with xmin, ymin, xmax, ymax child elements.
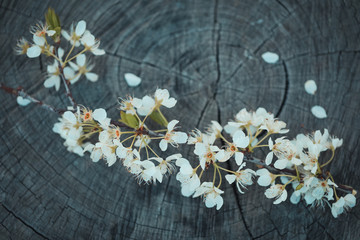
<box><xmin>45</xmin><ymin>7</ymin><xmax>61</xmax><ymax>42</ymax></box>
<box><xmin>295</xmin><ymin>183</ymin><xmax>304</xmax><ymax>191</ymax></box>
<box><xmin>120</xmin><ymin>111</ymin><xmax>139</xmax><ymax>129</ymax></box>
<box><xmin>149</xmin><ymin>110</ymin><xmax>168</xmax><ymax>127</ymax></box>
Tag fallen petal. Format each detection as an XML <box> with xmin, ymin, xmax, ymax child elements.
<box><xmin>261</xmin><ymin>52</ymin><xmax>279</xmax><ymax>63</ymax></box>
<box><xmin>311</xmin><ymin>105</ymin><xmax>327</xmax><ymax>119</ymax></box>
<box><xmin>16</xmin><ymin>96</ymin><xmax>31</xmax><ymax>106</ymax></box>
<box><xmin>124</xmin><ymin>73</ymin><xmax>141</xmax><ymax>87</ymax></box>
<box><xmin>304</xmin><ymin>80</ymin><xmax>317</xmax><ymax>95</ymax></box>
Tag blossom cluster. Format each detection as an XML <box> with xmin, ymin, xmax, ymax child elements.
<box><xmin>15</xmin><ymin>19</ymin><xmax>104</xmax><ymax>92</ymax></box>
<box><xmin>258</xmin><ymin>128</ymin><xmax>356</xmax><ymax>218</ymax></box>
<box><xmin>176</xmin><ymin>108</ymin><xmax>356</xmax><ymax>218</ymax></box>
<box><xmin>53</xmin><ymin>89</ymin><xmax>188</xmax><ymax>184</ymax></box>
<box><xmin>175</xmin><ymin>108</ymin><xmax>289</xmax><ymax>210</ymax></box>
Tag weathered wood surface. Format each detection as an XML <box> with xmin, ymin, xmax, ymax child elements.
<box><xmin>1</xmin><ymin>0</ymin><xmax>360</xmax><ymax>239</ymax></box>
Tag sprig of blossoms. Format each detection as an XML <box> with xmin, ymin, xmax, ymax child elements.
<box><xmin>15</xmin><ymin>13</ymin><xmax>104</xmax><ymax>96</ymax></box>
<box><xmin>2</xmin><ymin>8</ymin><xmax>357</xmax><ymax>220</ymax></box>
<box><xmin>53</xmin><ymin>89</ymin><xmax>189</xmax><ymax>184</ymax></box>
<box><xmin>177</xmin><ymin>107</ymin><xmax>356</xmax><ymax>218</ymax></box>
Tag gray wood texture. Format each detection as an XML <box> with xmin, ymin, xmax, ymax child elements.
<box><xmin>1</xmin><ymin>0</ymin><xmax>360</xmax><ymax>239</ymax></box>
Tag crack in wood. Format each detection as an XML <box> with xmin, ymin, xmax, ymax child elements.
<box><xmin>275</xmin><ymin>61</ymin><xmax>289</xmax><ymax>118</ymax></box>
<box><xmin>1</xmin><ymin>204</ymin><xmax>49</xmax><ymax>239</ymax></box>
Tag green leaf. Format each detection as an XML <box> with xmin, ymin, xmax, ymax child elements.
<box><xmin>295</xmin><ymin>183</ymin><xmax>303</xmax><ymax>191</ymax></box>
<box><xmin>120</xmin><ymin>111</ymin><xmax>139</xmax><ymax>129</ymax></box>
<box><xmin>45</xmin><ymin>7</ymin><xmax>61</xmax><ymax>41</ymax></box>
<box><xmin>149</xmin><ymin>110</ymin><xmax>168</xmax><ymax>127</ymax></box>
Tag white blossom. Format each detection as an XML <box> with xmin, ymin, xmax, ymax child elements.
<box><xmin>159</xmin><ymin>120</ymin><xmax>188</xmax><ymax>151</ymax></box>
<box><xmin>68</xmin><ymin>54</ymin><xmax>98</xmax><ymax>83</ymax></box>
<box><xmin>61</xmin><ymin>20</ymin><xmax>87</xmax><ymax>47</ymax></box>
<box><xmin>176</xmin><ymin>158</ymin><xmax>201</xmax><ymax>197</ymax></box>
<box><xmin>256</xmin><ymin>168</ymin><xmax>274</xmax><ymax>187</ymax></box>
<box><xmin>225</xmin><ymin>163</ymin><xmax>256</xmax><ymax>193</ymax></box>
<box><xmin>265</xmin><ymin>184</ymin><xmax>287</xmax><ymax>204</ymax></box>
<box><xmin>80</xmin><ymin>30</ymin><xmax>105</xmax><ymax>55</ymax></box>
<box><xmin>154</xmin><ymin>89</ymin><xmax>177</xmax><ymax>108</ymax></box>
<box><xmin>193</xmin><ymin>182</ymin><xmax>224</xmax><ymax>210</ymax></box>
<box><xmin>26</xmin><ymin>35</ymin><xmax>46</xmax><ymax>58</ymax></box>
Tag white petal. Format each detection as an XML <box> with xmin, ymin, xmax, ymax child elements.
<box><xmin>124</xmin><ymin>73</ymin><xmax>141</xmax><ymax>87</ymax></box>
<box><xmin>16</xmin><ymin>96</ymin><xmax>31</xmax><ymax>106</ymax></box>
<box><xmin>63</xmin><ymin>111</ymin><xmax>77</xmax><ymax>124</ymax></box>
<box><xmin>92</xmin><ymin>48</ymin><xmax>106</xmax><ymax>55</ymax></box>
<box><xmin>75</xmin><ymin>20</ymin><xmax>86</xmax><ymax>36</ymax></box>
<box><xmin>233</xmin><ymin>130</ymin><xmax>249</xmax><ymax>148</ymax></box>
<box><xmin>274</xmin><ymin>159</ymin><xmax>288</xmax><ymax>170</ymax></box>
<box><xmin>215</xmin><ymin>195</ymin><xmax>224</xmax><ymax>210</ymax></box>
<box><xmin>265</xmin><ymin>152</ymin><xmax>273</xmax><ymax>165</ymax></box>
<box><xmin>205</xmin><ymin>194</ymin><xmax>216</xmax><ymax>208</ymax></box>
<box><xmin>290</xmin><ymin>191</ymin><xmax>301</xmax><ymax>204</ymax></box>
<box><xmin>261</xmin><ymin>52</ymin><xmax>279</xmax><ymax>63</ymax></box>
<box><xmin>344</xmin><ymin>194</ymin><xmax>356</xmax><ymax>208</ymax></box>
<box><xmin>33</xmin><ymin>35</ymin><xmax>45</xmax><ymax>46</ymax></box>
<box><xmin>235</xmin><ymin>152</ymin><xmax>244</xmax><ymax>166</ymax></box>
<box><xmin>47</xmin><ymin>30</ymin><xmax>56</xmax><ymax>36</ymax></box>
<box><xmin>162</xmin><ymin>98</ymin><xmax>177</xmax><ymax>108</ymax></box>
<box><xmin>172</xmin><ymin>132</ymin><xmax>188</xmax><ymax>144</ymax></box>
<box><xmin>304</xmin><ymin>80</ymin><xmax>317</xmax><ymax>95</ymax></box>
<box><xmin>47</xmin><ymin>63</ymin><xmax>57</xmax><ymax>73</ymax></box>
<box><xmin>93</xmin><ymin>108</ymin><xmax>107</xmax><ymax>121</ymax></box>
<box><xmin>179</xmin><ymin>165</ymin><xmax>193</xmax><ymax>175</ymax></box>
<box><xmin>159</xmin><ymin>139</ymin><xmax>168</xmax><ymax>151</ymax></box>
<box><xmin>61</xmin><ymin>30</ymin><xmax>71</xmax><ymax>40</ymax></box>
<box><xmin>70</xmin><ymin>74</ymin><xmax>81</xmax><ymax>84</ymax></box>
<box><xmin>167</xmin><ymin>120</ymin><xmax>179</xmax><ymax>131</ymax></box>
<box><xmin>311</xmin><ymin>105</ymin><xmax>327</xmax><ymax>119</ymax></box>
<box><xmin>44</xmin><ymin>76</ymin><xmax>57</xmax><ymax>88</ymax></box>
<box><xmin>155</xmin><ymin>89</ymin><xmax>169</xmax><ymax>101</ymax></box>
<box><xmin>194</xmin><ymin>143</ymin><xmax>206</xmax><ymax>156</ymax></box>
<box><xmin>225</xmin><ymin>174</ymin><xmax>236</xmax><ymax>184</ymax></box>
<box><xmin>85</xmin><ymin>72</ymin><xmax>98</xmax><ymax>82</ymax></box>
<box><xmin>273</xmin><ymin>190</ymin><xmax>287</xmax><ymax>204</ymax></box>
<box><xmin>58</xmin><ymin>47</ymin><xmax>64</xmax><ymax>59</ymax></box>
<box><xmin>76</xmin><ymin>54</ymin><xmax>86</xmax><ymax>66</ymax></box>
<box><xmin>63</xmin><ymin>67</ymin><xmax>75</xmax><ymax>79</ymax></box>
<box><xmin>68</xmin><ymin>61</ymin><xmax>79</xmax><ymax>71</ymax></box>
<box><xmin>26</xmin><ymin>46</ymin><xmax>41</xmax><ymax>58</ymax></box>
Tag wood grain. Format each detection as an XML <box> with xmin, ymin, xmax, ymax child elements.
<box><xmin>1</xmin><ymin>0</ymin><xmax>360</xmax><ymax>239</ymax></box>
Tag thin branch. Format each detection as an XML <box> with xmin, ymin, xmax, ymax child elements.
<box><xmin>58</xmin><ymin>63</ymin><xmax>77</xmax><ymax>108</ymax></box>
<box><xmin>0</xmin><ymin>82</ymin><xmax>64</xmax><ymax>114</ymax></box>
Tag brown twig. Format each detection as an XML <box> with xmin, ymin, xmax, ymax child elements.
<box><xmin>0</xmin><ymin>82</ymin><xmax>64</xmax><ymax>114</ymax></box>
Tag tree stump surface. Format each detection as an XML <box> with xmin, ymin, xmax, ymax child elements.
<box><xmin>1</xmin><ymin>0</ymin><xmax>360</xmax><ymax>239</ymax></box>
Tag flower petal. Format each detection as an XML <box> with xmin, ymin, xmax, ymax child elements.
<box><xmin>85</xmin><ymin>72</ymin><xmax>98</xmax><ymax>82</ymax></box>
<box><xmin>75</xmin><ymin>20</ymin><xmax>86</xmax><ymax>36</ymax></box>
<box><xmin>304</xmin><ymin>80</ymin><xmax>317</xmax><ymax>95</ymax></box>
<box><xmin>26</xmin><ymin>46</ymin><xmax>41</xmax><ymax>58</ymax></box>
<box><xmin>76</xmin><ymin>54</ymin><xmax>86</xmax><ymax>66</ymax></box>
<box><xmin>93</xmin><ymin>108</ymin><xmax>107</xmax><ymax>121</ymax></box>
<box><xmin>124</xmin><ymin>73</ymin><xmax>141</xmax><ymax>87</ymax></box>
<box><xmin>261</xmin><ymin>51</ymin><xmax>279</xmax><ymax>63</ymax></box>
<box><xmin>16</xmin><ymin>96</ymin><xmax>31</xmax><ymax>106</ymax></box>
<box><xmin>311</xmin><ymin>105</ymin><xmax>327</xmax><ymax>119</ymax></box>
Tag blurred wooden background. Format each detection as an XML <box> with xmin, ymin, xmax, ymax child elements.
<box><xmin>1</xmin><ymin>0</ymin><xmax>360</xmax><ymax>239</ymax></box>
